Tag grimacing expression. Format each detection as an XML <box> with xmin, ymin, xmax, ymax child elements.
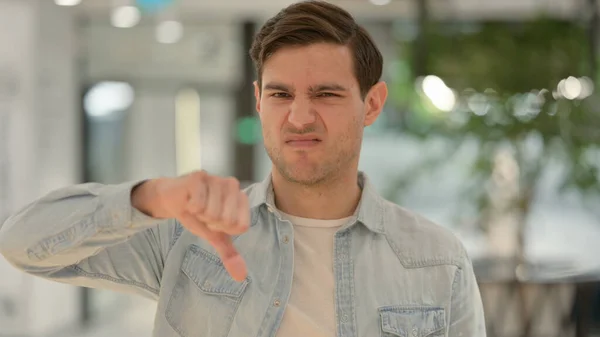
<box><xmin>254</xmin><ymin>43</ymin><xmax>384</xmax><ymax>186</ymax></box>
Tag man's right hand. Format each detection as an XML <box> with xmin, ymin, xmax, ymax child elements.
<box><xmin>132</xmin><ymin>171</ymin><xmax>250</xmax><ymax>282</ymax></box>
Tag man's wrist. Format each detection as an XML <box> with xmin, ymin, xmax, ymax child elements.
<box><xmin>131</xmin><ymin>179</ymin><xmax>165</xmax><ymax>218</ymax></box>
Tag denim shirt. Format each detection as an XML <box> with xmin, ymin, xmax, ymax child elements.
<box><xmin>0</xmin><ymin>172</ymin><xmax>486</xmax><ymax>337</ymax></box>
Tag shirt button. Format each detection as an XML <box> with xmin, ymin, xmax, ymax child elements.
<box><xmin>282</xmin><ymin>235</ymin><xmax>289</xmax><ymax>244</ymax></box>
<box><xmin>412</xmin><ymin>328</ymin><xmax>418</xmax><ymax>336</ymax></box>
<box><xmin>273</xmin><ymin>299</ymin><xmax>281</xmax><ymax>307</ymax></box>
<box><xmin>341</xmin><ymin>314</ymin><xmax>348</xmax><ymax>322</ymax></box>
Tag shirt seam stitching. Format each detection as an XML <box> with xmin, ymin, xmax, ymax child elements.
<box><xmin>168</xmin><ymin>220</ymin><xmax>184</xmax><ymax>251</ymax></box>
<box><xmin>384</xmin><ymin>233</ymin><xmax>464</xmax><ymax>269</ymax></box>
<box><xmin>69</xmin><ymin>265</ymin><xmax>160</xmax><ymax>296</ymax></box>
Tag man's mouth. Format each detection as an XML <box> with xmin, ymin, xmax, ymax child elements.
<box><xmin>285</xmin><ymin>137</ymin><xmax>322</xmax><ymax>147</ymax></box>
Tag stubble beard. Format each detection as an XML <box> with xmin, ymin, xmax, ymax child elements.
<box><xmin>265</xmin><ymin>115</ymin><xmax>364</xmax><ymax>187</ymax></box>
<box><xmin>265</xmin><ymin>139</ymin><xmax>359</xmax><ymax>188</ymax></box>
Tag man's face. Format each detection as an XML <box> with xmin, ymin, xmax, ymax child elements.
<box><xmin>254</xmin><ymin>43</ymin><xmax>385</xmax><ymax>186</ymax></box>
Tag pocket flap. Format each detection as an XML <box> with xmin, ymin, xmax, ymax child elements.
<box><xmin>181</xmin><ymin>244</ymin><xmax>249</xmax><ymax>298</ymax></box>
<box><xmin>379</xmin><ymin>306</ymin><xmax>445</xmax><ymax>337</ymax></box>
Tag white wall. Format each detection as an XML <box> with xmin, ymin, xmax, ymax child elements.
<box><xmin>197</xmin><ymin>92</ymin><xmax>236</xmax><ymax>177</ymax></box>
<box><xmin>0</xmin><ymin>0</ymin><xmax>81</xmax><ymax>335</ymax></box>
<box><xmin>81</xmin><ymin>21</ymin><xmax>241</xmax><ymax>182</ymax></box>
<box><xmin>82</xmin><ymin>22</ymin><xmax>242</xmax><ymax>87</ymax></box>
<box><xmin>126</xmin><ymin>86</ymin><xmax>178</xmax><ymax>181</ymax></box>
<box><xmin>125</xmin><ymin>87</ymin><xmax>236</xmax><ymax>181</ymax></box>
<box><xmin>0</xmin><ymin>1</ymin><xmax>44</xmax><ymax>334</ymax></box>
<box><xmin>78</xmin><ymin>0</ymin><xmax>581</xmax><ymax>21</ymax></box>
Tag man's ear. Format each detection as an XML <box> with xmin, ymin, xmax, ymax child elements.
<box><xmin>364</xmin><ymin>81</ymin><xmax>388</xmax><ymax>126</ymax></box>
<box><xmin>254</xmin><ymin>81</ymin><xmax>261</xmax><ymax>113</ymax></box>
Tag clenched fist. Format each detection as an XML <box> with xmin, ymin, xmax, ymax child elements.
<box><xmin>132</xmin><ymin>171</ymin><xmax>250</xmax><ymax>281</ymax></box>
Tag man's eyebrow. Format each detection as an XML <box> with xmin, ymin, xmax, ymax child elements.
<box><xmin>263</xmin><ymin>82</ymin><xmax>293</xmax><ymax>92</ymax></box>
<box><xmin>309</xmin><ymin>83</ymin><xmax>349</xmax><ymax>92</ymax></box>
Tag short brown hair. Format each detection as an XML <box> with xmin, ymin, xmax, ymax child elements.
<box><xmin>249</xmin><ymin>0</ymin><xmax>383</xmax><ymax>99</ymax></box>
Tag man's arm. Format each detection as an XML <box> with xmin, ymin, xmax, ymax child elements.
<box><xmin>448</xmin><ymin>254</ymin><xmax>487</xmax><ymax>337</ymax></box>
<box><xmin>0</xmin><ymin>180</ymin><xmax>177</xmax><ymax>300</ymax></box>
<box><xmin>0</xmin><ymin>170</ymin><xmax>252</xmax><ymax>299</ymax></box>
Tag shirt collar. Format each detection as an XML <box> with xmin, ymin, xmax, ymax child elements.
<box><xmin>247</xmin><ymin>171</ymin><xmax>385</xmax><ymax>233</ymax></box>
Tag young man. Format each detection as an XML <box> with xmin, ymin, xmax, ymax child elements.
<box><xmin>0</xmin><ymin>1</ymin><xmax>485</xmax><ymax>336</ymax></box>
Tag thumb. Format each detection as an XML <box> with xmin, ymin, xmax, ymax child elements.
<box><xmin>209</xmin><ymin>233</ymin><xmax>248</xmax><ymax>282</ymax></box>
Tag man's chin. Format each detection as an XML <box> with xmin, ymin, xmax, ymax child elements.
<box><xmin>279</xmin><ymin>167</ymin><xmax>328</xmax><ymax>186</ymax></box>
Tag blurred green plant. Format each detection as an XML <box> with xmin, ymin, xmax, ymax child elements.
<box><xmin>387</xmin><ymin>17</ymin><xmax>600</xmax><ymax>259</ymax></box>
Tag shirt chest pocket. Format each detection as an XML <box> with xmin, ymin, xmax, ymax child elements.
<box><xmin>379</xmin><ymin>306</ymin><xmax>446</xmax><ymax>337</ymax></box>
<box><xmin>166</xmin><ymin>245</ymin><xmax>250</xmax><ymax>337</ymax></box>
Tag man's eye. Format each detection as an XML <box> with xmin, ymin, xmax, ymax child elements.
<box><xmin>271</xmin><ymin>92</ymin><xmax>291</xmax><ymax>98</ymax></box>
<box><xmin>317</xmin><ymin>92</ymin><xmax>339</xmax><ymax>97</ymax></box>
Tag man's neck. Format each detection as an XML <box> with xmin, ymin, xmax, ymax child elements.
<box><xmin>271</xmin><ymin>169</ymin><xmax>362</xmax><ymax>220</ymax></box>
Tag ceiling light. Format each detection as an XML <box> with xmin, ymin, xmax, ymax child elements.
<box><xmin>111</xmin><ymin>6</ymin><xmax>141</xmax><ymax>28</ymax></box>
<box><xmin>84</xmin><ymin>82</ymin><xmax>134</xmax><ymax>118</ymax></box>
<box><xmin>156</xmin><ymin>20</ymin><xmax>183</xmax><ymax>44</ymax></box>
<box><xmin>55</xmin><ymin>0</ymin><xmax>82</xmax><ymax>6</ymax></box>
<box><xmin>369</xmin><ymin>0</ymin><xmax>391</xmax><ymax>5</ymax></box>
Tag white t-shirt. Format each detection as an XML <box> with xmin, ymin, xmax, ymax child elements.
<box><xmin>275</xmin><ymin>212</ymin><xmax>352</xmax><ymax>337</ymax></box>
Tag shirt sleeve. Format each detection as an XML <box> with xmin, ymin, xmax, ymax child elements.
<box><xmin>0</xmin><ymin>181</ymin><xmax>180</xmax><ymax>300</ymax></box>
<box><xmin>447</xmin><ymin>253</ymin><xmax>487</xmax><ymax>337</ymax></box>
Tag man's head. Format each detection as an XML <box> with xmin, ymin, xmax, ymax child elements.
<box><xmin>250</xmin><ymin>0</ymin><xmax>387</xmax><ymax>186</ymax></box>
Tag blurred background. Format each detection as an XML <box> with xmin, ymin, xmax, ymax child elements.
<box><xmin>1</xmin><ymin>0</ymin><xmax>600</xmax><ymax>336</ymax></box>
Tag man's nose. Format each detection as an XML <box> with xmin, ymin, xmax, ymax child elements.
<box><xmin>288</xmin><ymin>98</ymin><xmax>316</xmax><ymax>129</ymax></box>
